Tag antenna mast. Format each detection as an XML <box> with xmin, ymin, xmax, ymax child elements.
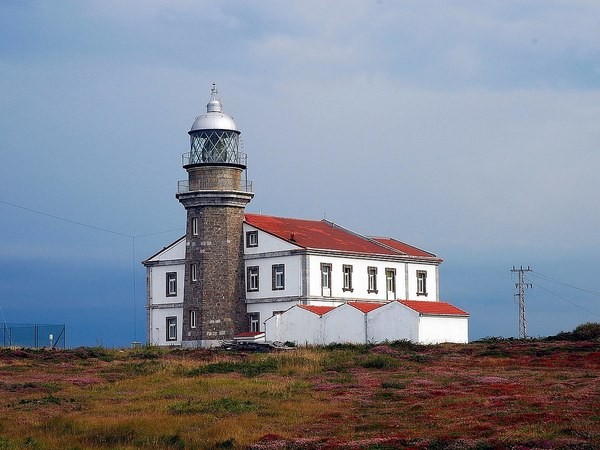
<box><xmin>512</xmin><ymin>266</ymin><xmax>532</xmax><ymax>339</ymax></box>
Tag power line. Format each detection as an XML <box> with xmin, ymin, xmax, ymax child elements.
<box><xmin>531</xmin><ymin>270</ymin><xmax>600</xmax><ymax>298</ymax></box>
<box><xmin>0</xmin><ymin>198</ymin><xmax>184</xmax><ymax>344</ymax></box>
<box><xmin>0</xmin><ymin>198</ymin><xmax>183</xmax><ymax>239</ymax></box>
<box><xmin>530</xmin><ymin>281</ymin><xmax>600</xmax><ymax>319</ymax></box>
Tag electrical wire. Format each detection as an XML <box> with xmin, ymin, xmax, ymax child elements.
<box><xmin>0</xmin><ymin>198</ymin><xmax>183</xmax><ymax>239</ymax></box>
<box><xmin>529</xmin><ymin>281</ymin><xmax>600</xmax><ymax>319</ymax></box>
<box><xmin>531</xmin><ymin>270</ymin><xmax>600</xmax><ymax>297</ymax></box>
<box><xmin>0</xmin><ymin>198</ymin><xmax>184</xmax><ymax>344</ymax></box>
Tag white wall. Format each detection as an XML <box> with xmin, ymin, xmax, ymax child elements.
<box><xmin>307</xmin><ymin>255</ymin><xmax>438</xmax><ymax>302</ymax></box>
<box><xmin>265</xmin><ymin>307</ymin><xmax>324</xmax><ymax>345</ymax></box>
<box><xmin>243</xmin><ymin>224</ymin><xmax>301</xmax><ymax>254</ymax></box>
<box><xmin>244</xmin><ymin>255</ymin><xmax>302</xmax><ymax>300</ymax></box>
<box><xmin>418</xmin><ymin>316</ymin><xmax>469</xmax><ymax>344</ymax></box>
<box><xmin>246</xmin><ymin>300</ymin><xmax>298</xmax><ymax>332</ymax></box>
<box><xmin>149</xmin><ymin>307</ymin><xmax>183</xmax><ymax>346</ymax></box>
<box><xmin>405</xmin><ymin>263</ymin><xmax>438</xmax><ymax>301</ymax></box>
<box><xmin>149</xmin><ymin>263</ymin><xmax>185</xmax><ymax>306</ymax></box>
<box><xmin>368</xmin><ymin>301</ymin><xmax>419</xmax><ymax>343</ymax></box>
<box><xmin>322</xmin><ymin>303</ymin><xmax>366</xmax><ymax>344</ymax></box>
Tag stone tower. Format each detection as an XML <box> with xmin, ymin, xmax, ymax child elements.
<box><xmin>176</xmin><ymin>84</ymin><xmax>253</xmax><ymax>347</ymax></box>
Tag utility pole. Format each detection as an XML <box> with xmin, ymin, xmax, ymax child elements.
<box><xmin>512</xmin><ymin>266</ymin><xmax>532</xmax><ymax>339</ymax></box>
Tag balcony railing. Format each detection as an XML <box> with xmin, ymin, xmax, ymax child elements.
<box><xmin>177</xmin><ymin>179</ymin><xmax>253</xmax><ymax>194</ymax></box>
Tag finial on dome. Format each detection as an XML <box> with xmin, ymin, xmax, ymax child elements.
<box><xmin>206</xmin><ymin>82</ymin><xmax>223</xmax><ymax>113</ymax></box>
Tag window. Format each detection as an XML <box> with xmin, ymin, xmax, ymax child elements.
<box><xmin>321</xmin><ymin>263</ymin><xmax>332</xmax><ymax>296</ymax></box>
<box><xmin>166</xmin><ymin>317</ymin><xmax>177</xmax><ymax>341</ymax></box>
<box><xmin>190</xmin><ymin>263</ymin><xmax>198</xmax><ymax>282</ymax></box>
<box><xmin>417</xmin><ymin>270</ymin><xmax>428</xmax><ymax>296</ymax></box>
<box><xmin>342</xmin><ymin>264</ymin><xmax>353</xmax><ymax>292</ymax></box>
<box><xmin>248</xmin><ymin>312</ymin><xmax>260</xmax><ymax>332</ymax></box>
<box><xmin>191</xmin><ymin>217</ymin><xmax>198</xmax><ymax>236</ymax></box>
<box><xmin>190</xmin><ymin>310</ymin><xmax>197</xmax><ymax>329</ymax></box>
<box><xmin>386</xmin><ymin>268</ymin><xmax>396</xmax><ymax>300</ymax></box>
<box><xmin>367</xmin><ymin>267</ymin><xmax>378</xmax><ymax>293</ymax></box>
<box><xmin>272</xmin><ymin>264</ymin><xmax>285</xmax><ymax>290</ymax></box>
<box><xmin>247</xmin><ymin>266</ymin><xmax>259</xmax><ymax>291</ymax></box>
<box><xmin>246</xmin><ymin>231</ymin><xmax>258</xmax><ymax>248</ymax></box>
<box><xmin>166</xmin><ymin>272</ymin><xmax>177</xmax><ymax>297</ymax></box>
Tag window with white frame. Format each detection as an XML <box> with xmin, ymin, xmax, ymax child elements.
<box><xmin>190</xmin><ymin>310</ymin><xmax>197</xmax><ymax>329</ymax></box>
<box><xmin>367</xmin><ymin>266</ymin><xmax>378</xmax><ymax>293</ymax></box>
<box><xmin>166</xmin><ymin>317</ymin><xmax>177</xmax><ymax>341</ymax></box>
<box><xmin>247</xmin><ymin>266</ymin><xmax>259</xmax><ymax>291</ymax></box>
<box><xmin>385</xmin><ymin>268</ymin><xmax>396</xmax><ymax>300</ymax></box>
<box><xmin>191</xmin><ymin>217</ymin><xmax>198</xmax><ymax>236</ymax></box>
<box><xmin>246</xmin><ymin>231</ymin><xmax>258</xmax><ymax>248</ymax></box>
<box><xmin>248</xmin><ymin>312</ymin><xmax>260</xmax><ymax>332</ymax></box>
<box><xmin>272</xmin><ymin>264</ymin><xmax>285</xmax><ymax>290</ymax></box>
<box><xmin>166</xmin><ymin>272</ymin><xmax>177</xmax><ymax>297</ymax></box>
<box><xmin>190</xmin><ymin>263</ymin><xmax>198</xmax><ymax>282</ymax></box>
<box><xmin>321</xmin><ymin>263</ymin><xmax>332</xmax><ymax>296</ymax></box>
<box><xmin>417</xmin><ymin>270</ymin><xmax>428</xmax><ymax>296</ymax></box>
<box><xmin>342</xmin><ymin>264</ymin><xmax>353</xmax><ymax>292</ymax></box>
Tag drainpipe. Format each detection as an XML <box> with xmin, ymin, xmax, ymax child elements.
<box><xmin>364</xmin><ymin>313</ymin><xmax>368</xmax><ymax>344</ymax></box>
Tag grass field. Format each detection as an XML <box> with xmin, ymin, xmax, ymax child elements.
<box><xmin>0</xmin><ymin>339</ymin><xmax>598</xmax><ymax>449</ymax></box>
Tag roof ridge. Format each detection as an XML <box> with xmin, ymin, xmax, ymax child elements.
<box><xmin>322</xmin><ymin>220</ymin><xmax>407</xmax><ymax>256</ymax></box>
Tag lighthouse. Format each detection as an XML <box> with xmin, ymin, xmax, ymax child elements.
<box><xmin>176</xmin><ymin>84</ymin><xmax>254</xmax><ymax>347</ymax></box>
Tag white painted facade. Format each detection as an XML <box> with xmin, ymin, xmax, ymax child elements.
<box><xmin>145</xmin><ymin>217</ymin><xmax>468</xmax><ymax>346</ymax></box>
<box><xmin>243</xmin><ymin>222</ymin><xmax>441</xmax><ymax>330</ymax></box>
<box><xmin>144</xmin><ymin>237</ymin><xmax>186</xmax><ymax>346</ymax></box>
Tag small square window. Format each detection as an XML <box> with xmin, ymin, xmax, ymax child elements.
<box><xmin>246</xmin><ymin>231</ymin><xmax>258</xmax><ymax>248</ymax></box>
<box><xmin>247</xmin><ymin>266</ymin><xmax>259</xmax><ymax>291</ymax></box>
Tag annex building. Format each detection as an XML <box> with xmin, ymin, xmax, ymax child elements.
<box><xmin>143</xmin><ymin>85</ymin><xmax>469</xmax><ymax>347</ymax></box>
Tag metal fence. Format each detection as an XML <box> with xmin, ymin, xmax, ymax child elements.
<box><xmin>1</xmin><ymin>323</ymin><xmax>66</xmax><ymax>349</ymax></box>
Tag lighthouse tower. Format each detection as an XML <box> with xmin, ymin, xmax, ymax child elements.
<box><xmin>176</xmin><ymin>84</ymin><xmax>254</xmax><ymax>347</ymax></box>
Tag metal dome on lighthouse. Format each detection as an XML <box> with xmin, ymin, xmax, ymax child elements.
<box><xmin>185</xmin><ymin>83</ymin><xmax>245</xmax><ymax>167</ymax></box>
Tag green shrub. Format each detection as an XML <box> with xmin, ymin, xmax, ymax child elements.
<box><xmin>572</xmin><ymin>322</ymin><xmax>600</xmax><ymax>341</ymax></box>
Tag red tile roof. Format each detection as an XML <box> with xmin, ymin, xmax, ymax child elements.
<box><xmin>299</xmin><ymin>305</ymin><xmax>336</xmax><ymax>316</ymax></box>
<box><xmin>371</xmin><ymin>237</ymin><xmax>437</xmax><ymax>258</ymax></box>
<box><xmin>347</xmin><ymin>301</ymin><xmax>386</xmax><ymax>313</ymax></box>
<box><xmin>244</xmin><ymin>214</ymin><xmax>438</xmax><ymax>259</ymax></box>
<box><xmin>399</xmin><ymin>300</ymin><xmax>469</xmax><ymax>316</ymax></box>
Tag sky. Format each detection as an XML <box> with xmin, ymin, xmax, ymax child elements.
<box><xmin>1</xmin><ymin>0</ymin><xmax>600</xmax><ymax>347</ymax></box>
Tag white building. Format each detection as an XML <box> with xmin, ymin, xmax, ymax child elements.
<box><xmin>144</xmin><ymin>212</ymin><xmax>469</xmax><ymax>346</ymax></box>
<box><xmin>142</xmin><ymin>85</ymin><xmax>469</xmax><ymax>347</ymax></box>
